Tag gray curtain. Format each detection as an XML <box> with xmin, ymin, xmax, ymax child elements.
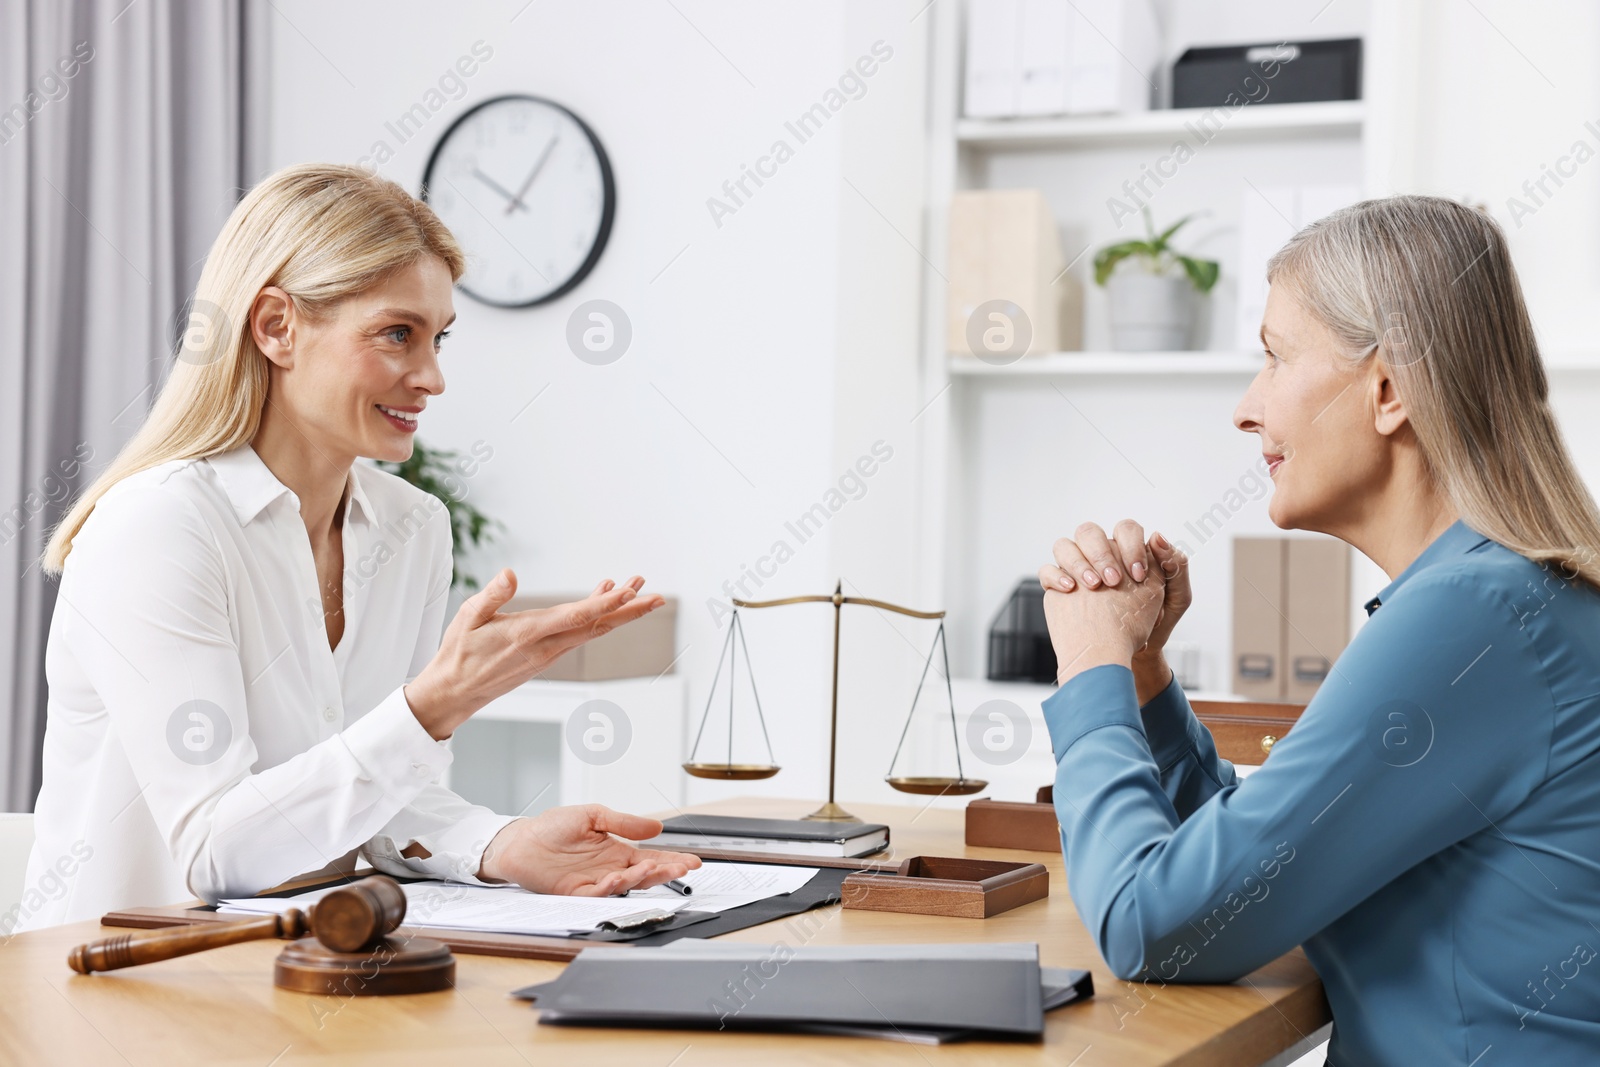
<box><xmin>0</xmin><ymin>0</ymin><xmax>262</xmax><ymax>810</ymax></box>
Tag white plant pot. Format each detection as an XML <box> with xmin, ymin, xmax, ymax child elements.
<box><xmin>1106</xmin><ymin>272</ymin><xmax>1198</xmax><ymax>352</ymax></box>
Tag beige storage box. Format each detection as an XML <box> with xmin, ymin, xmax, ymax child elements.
<box><xmin>1231</xmin><ymin>537</ymin><xmax>1350</xmax><ymax>702</ymax></box>
<box><xmin>503</xmin><ymin>594</ymin><xmax>679</xmax><ymax>681</ymax></box>
<box><xmin>946</xmin><ymin>188</ymin><xmax>1082</xmax><ymax>359</ymax></box>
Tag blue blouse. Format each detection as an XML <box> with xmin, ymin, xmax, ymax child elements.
<box><xmin>1044</xmin><ymin>520</ymin><xmax>1600</xmax><ymax>1065</ymax></box>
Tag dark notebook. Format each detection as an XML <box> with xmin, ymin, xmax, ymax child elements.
<box><xmin>640</xmin><ymin>814</ymin><xmax>891</xmax><ymax>858</ymax></box>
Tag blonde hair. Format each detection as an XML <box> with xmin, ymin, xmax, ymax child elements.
<box><xmin>42</xmin><ymin>163</ymin><xmax>464</xmax><ymax>575</ymax></box>
<box><xmin>1267</xmin><ymin>194</ymin><xmax>1600</xmax><ymax>588</ymax></box>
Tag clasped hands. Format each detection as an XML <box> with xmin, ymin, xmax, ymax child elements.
<box><xmin>1038</xmin><ymin>520</ymin><xmax>1192</xmax><ymax>703</ymax></box>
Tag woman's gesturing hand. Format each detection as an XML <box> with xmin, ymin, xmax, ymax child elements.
<box><xmin>404</xmin><ymin>568</ymin><xmax>665</xmax><ymax>740</ymax></box>
<box><xmin>477</xmin><ymin>805</ymin><xmax>702</xmax><ymax>896</ymax></box>
<box><xmin>1038</xmin><ymin>520</ymin><xmax>1190</xmax><ymax>692</ymax></box>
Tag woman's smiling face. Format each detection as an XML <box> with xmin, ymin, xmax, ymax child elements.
<box><xmin>1233</xmin><ymin>282</ymin><xmax>1384</xmax><ymax>534</ymax></box>
<box><xmin>263</xmin><ymin>255</ymin><xmax>456</xmax><ymax>465</ymax></box>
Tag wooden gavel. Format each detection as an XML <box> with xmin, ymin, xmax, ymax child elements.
<box><xmin>68</xmin><ymin>875</ymin><xmax>455</xmax><ymax>995</ymax></box>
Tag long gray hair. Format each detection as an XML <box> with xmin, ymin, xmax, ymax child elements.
<box><xmin>1267</xmin><ymin>194</ymin><xmax>1600</xmax><ymax>588</ymax></box>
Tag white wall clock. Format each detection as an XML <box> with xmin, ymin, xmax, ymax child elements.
<box><xmin>421</xmin><ymin>94</ymin><xmax>616</xmax><ymax>308</ymax></box>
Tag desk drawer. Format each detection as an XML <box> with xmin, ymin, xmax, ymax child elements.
<box><xmin>1193</xmin><ymin>700</ymin><xmax>1305</xmax><ymax>765</ymax></box>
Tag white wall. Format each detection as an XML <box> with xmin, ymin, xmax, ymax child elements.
<box><xmin>265</xmin><ymin>0</ymin><xmax>937</xmax><ymax>813</ymax></box>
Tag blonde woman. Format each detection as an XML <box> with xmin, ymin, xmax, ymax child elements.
<box><xmin>19</xmin><ymin>164</ymin><xmax>698</xmax><ymax>930</ymax></box>
<box><xmin>1038</xmin><ymin>197</ymin><xmax>1600</xmax><ymax>1063</ymax></box>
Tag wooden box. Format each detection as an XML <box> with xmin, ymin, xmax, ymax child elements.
<box><xmin>964</xmin><ymin>785</ymin><xmax>1061</xmax><ymax>853</ymax></box>
<box><xmin>841</xmin><ymin>855</ymin><xmax>1049</xmax><ymax>919</ymax></box>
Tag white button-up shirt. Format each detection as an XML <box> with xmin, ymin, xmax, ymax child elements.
<box><xmin>16</xmin><ymin>443</ymin><xmax>516</xmax><ymax>930</ymax></box>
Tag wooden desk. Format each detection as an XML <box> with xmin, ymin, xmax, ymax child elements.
<box><xmin>0</xmin><ymin>797</ymin><xmax>1329</xmax><ymax>1065</ymax></box>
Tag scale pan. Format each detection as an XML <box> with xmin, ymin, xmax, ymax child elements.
<box><xmin>885</xmin><ymin>775</ymin><xmax>988</xmax><ymax>797</ymax></box>
<box><xmin>683</xmin><ymin>762</ymin><xmax>781</xmax><ymax>781</ymax></box>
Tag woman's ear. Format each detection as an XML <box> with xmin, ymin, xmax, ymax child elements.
<box><xmin>251</xmin><ymin>286</ymin><xmax>296</xmax><ymax>369</ymax></box>
<box><xmin>1370</xmin><ymin>359</ymin><xmax>1410</xmax><ymax>437</ymax></box>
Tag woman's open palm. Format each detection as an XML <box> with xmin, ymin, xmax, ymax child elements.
<box><xmin>480</xmin><ymin>805</ymin><xmax>701</xmax><ymax>897</ymax></box>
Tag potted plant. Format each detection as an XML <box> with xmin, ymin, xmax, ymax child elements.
<box><xmin>1093</xmin><ymin>208</ymin><xmax>1220</xmax><ymax>352</ymax></box>
<box><xmin>375</xmin><ymin>439</ymin><xmax>501</xmax><ymax>592</ymax></box>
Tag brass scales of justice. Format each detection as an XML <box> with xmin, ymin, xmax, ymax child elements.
<box><xmin>682</xmin><ymin>580</ymin><xmax>986</xmax><ymax>821</ymax></box>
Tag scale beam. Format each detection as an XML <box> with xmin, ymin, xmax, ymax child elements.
<box><xmin>697</xmin><ymin>580</ymin><xmax>979</xmax><ymax>822</ymax></box>
<box><xmin>733</xmin><ymin>593</ymin><xmax>945</xmax><ymax>620</ymax></box>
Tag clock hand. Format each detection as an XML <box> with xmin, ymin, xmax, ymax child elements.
<box><xmin>471</xmin><ymin>167</ymin><xmax>523</xmax><ymax>209</ymax></box>
<box><xmin>505</xmin><ymin>134</ymin><xmax>560</xmax><ymax>215</ymax></box>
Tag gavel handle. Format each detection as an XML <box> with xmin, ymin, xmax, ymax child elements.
<box><xmin>68</xmin><ymin>909</ymin><xmax>309</xmax><ymax>974</ymax></box>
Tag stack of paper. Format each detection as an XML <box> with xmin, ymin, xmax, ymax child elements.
<box><xmin>964</xmin><ymin>0</ymin><xmax>1160</xmax><ymax>118</ymax></box>
<box><xmin>216</xmin><ymin>862</ymin><xmax>819</xmax><ymax>937</ymax></box>
<box><xmin>625</xmin><ymin>862</ymin><xmax>817</xmax><ymax>913</ymax></box>
<box><xmin>219</xmin><ymin>881</ymin><xmax>678</xmax><ymax>936</ymax></box>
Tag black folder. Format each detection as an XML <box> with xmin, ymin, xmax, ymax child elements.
<box><xmin>512</xmin><ymin>941</ymin><xmax>1094</xmax><ymax>1043</ymax></box>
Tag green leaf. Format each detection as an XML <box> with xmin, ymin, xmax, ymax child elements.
<box><xmin>374</xmin><ymin>438</ymin><xmax>501</xmax><ymax>591</ymax></box>
<box><xmin>1095</xmin><ymin>209</ymin><xmax>1218</xmax><ymax>288</ymax></box>
<box><xmin>1093</xmin><ymin>241</ymin><xmax>1159</xmax><ymax>286</ymax></box>
<box><xmin>1153</xmin><ymin>212</ymin><xmax>1200</xmax><ymax>252</ymax></box>
<box><xmin>1178</xmin><ymin>255</ymin><xmax>1220</xmax><ymax>293</ymax></box>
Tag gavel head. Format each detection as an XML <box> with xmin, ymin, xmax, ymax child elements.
<box><xmin>310</xmin><ymin>875</ymin><xmax>407</xmax><ymax>953</ymax></box>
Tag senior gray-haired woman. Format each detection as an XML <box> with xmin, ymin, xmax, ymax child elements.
<box><xmin>1040</xmin><ymin>196</ymin><xmax>1600</xmax><ymax>1064</ymax></box>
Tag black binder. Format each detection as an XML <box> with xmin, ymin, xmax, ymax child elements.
<box><xmin>512</xmin><ymin>942</ymin><xmax>1094</xmax><ymax>1043</ymax></box>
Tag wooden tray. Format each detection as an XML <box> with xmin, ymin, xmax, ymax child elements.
<box><xmin>841</xmin><ymin>855</ymin><xmax>1049</xmax><ymax>918</ymax></box>
<box><xmin>964</xmin><ymin>785</ymin><xmax>1061</xmax><ymax>852</ymax></box>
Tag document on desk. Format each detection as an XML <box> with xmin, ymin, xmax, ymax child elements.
<box><xmin>216</xmin><ymin>862</ymin><xmax>820</xmax><ymax>935</ymax></box>
<box><xmin>627</xmin><ymin>862</ymin><xmax>818</xmax><ymax>913</ymax></box>
<box><xmin>219</xmin><ymin>881</ymin><xmax>684</xmax><ymax>935</ymax></box>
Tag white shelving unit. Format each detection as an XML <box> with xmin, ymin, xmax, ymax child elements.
<box><xmin>955</xmin><ymin>99</ymin><xmax>1365</xmax><ymax>149</ymax></box>
<box><xmin>913</xmin><ymin>3</ymin><xmax>1600</xmax><ymax>700</ymax></box>
<box><xmin>947</xmin><ymin>348</ymin><xmax>1600</xmax><ymax>380</ymax></box>
<box><xmin>950</xmin><ymin>351</ymin><xmax>1263</xmax><ymax>376</ymax></box>
<box><xmin>912</xmin><ymin>1</ymin><xmax>1409</xmax><ymax>693</ymax></box>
